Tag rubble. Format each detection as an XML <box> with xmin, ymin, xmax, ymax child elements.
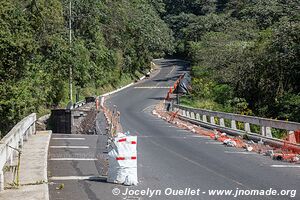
<box><xmin>152</xmin><ymin>102</ymin><xmax>300</xmax><ymax>164</ymax></box>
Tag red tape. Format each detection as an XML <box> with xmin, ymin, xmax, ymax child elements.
<box><xmin>118</xmin><ymin>138</ymin><xmax>127</xmax><ymax>142</ymax></box>
<box><xmin>116</xmin><ymin>156</ymin><xmax>137</xmax><ymax>160</ymax></box>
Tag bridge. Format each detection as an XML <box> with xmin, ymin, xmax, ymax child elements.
<box><xmin>0</xmin><ymin>59</ymin><xmax>299</xmax><ymax>200</ymax></box>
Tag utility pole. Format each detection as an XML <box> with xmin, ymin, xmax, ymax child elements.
<box><xmin>69</xmin><ymin>0</ymin><xmax>73</xmax><ymax>103</ymax></box>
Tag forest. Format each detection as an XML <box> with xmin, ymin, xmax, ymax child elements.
<box><xmin>0</xmin><ymin>0</ymin><xmax>299</xmax><ymax>135</ymax></box>
<box><xmin>0</xmin><ymin>0</ymin><xmax>174</xmax><ymax>134</ymax></box>
<box><xmin>161</xmin><ymin>0</ymin><xmax>300</xmax><ymax>123</ymax></box>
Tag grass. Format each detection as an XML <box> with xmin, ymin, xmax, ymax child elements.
<box><xmin>180</xmin><ymin>96</ymin><xmax>224</xmax><ymax>111</ymax></box>
<box><xmin>36</xmin><ymin>71</ymin><xmax>144</xmax><ymax>117</ymax></box>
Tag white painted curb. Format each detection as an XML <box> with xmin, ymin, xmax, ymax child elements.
<box><xmin>100</xmin><ymin>75</ymin><xmax>147</xmax><ymax>98</ymax></box>
<box><xmin>44</xmin><ymin>130</ymin><xmax>52</xmax><ymax>200</ymax></box>
<box><xmin>101</xmin><ymin>83</ymin><xmax>134</xmax><ymax>97</ymax></box>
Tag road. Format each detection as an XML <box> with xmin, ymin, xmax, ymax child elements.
<box><xmin>48</xmin><ymin>59</ymin><xmax>299</xmax><ymax>200</ymax></box>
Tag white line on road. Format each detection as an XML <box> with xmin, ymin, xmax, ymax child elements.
<box><xmin>167</xmin><ymin>66</ymin><xmax>176</xmax><ymax>77</ymax></box>
<box><xmin>134</xmin><ymin>86</ymin><xmax>170</xmax><ymax>89</ymax></box>
<box><xmin>159</xmin><ymin>125</ymin><xmax>176</xmax><ymax>128</ymax></box>
<box><xmin>190</xmin><ymin>135</ymin><xmax>210</xmax><ymax>138</ymax></box>
<box><xmin>52</xmin><ymin>133</ymin><xmax>98</xmax><ymax>138</ymax></box>
<box><xmin>224</xmin><ymin>151</ymin><xmax>256</xmax><ymax>155</ymax></box>
<box><xmin>205</xmin><ymin>141</ymin><xmax>222</xmax><ymax>144</ymax></box>
<box><xmin>50</xmin><ymin>176</ymin><xmax>106</xmax><ymax>181</ymax></box>
<box><xmin>52</xmin><ymin>138</ymin><xmax>86</xmax><ymax>140</ymax></box>
<box><xmin>271</xmin><ymin>165</ymin><xmax>300</xmax><ymax>168</ymax></box>
<box><xmin>142</xmin><ymin>105</ymin><xmax>155</xmax><ymax>112</ymax></box>
<box><xmin>176</xmin><ymin>130</ymin><xmax>190</xmax><ymax>132</ymax></box>
<box><xmin>49</xmin><ymin>158</ymin><xmax>97</xmax><ymax>161</ymax></box>
<box><xmin>50</xmin><ymin>146</ymin><xmax>90</xmax><ymax>149</ymax></box>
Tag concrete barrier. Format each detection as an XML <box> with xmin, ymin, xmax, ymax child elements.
<box><xmin>0</xmin><ymin>113</ymin><xmax>36</xmax><ymax>191</ymax></box>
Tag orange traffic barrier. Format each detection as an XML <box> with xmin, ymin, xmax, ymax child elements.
<box><xmin>294</xmin><ymin>130</ymin><xmax>300</xmax><ymax>143</ymax></box>
<box><xmin>165</xmin><ymin>92</ymin><xmax>170</xmax><ymax>101</ymax></box>
<box><xmin>95</xmin><ymin>98</ymin><xmax>99</xmax><ymax>110</ymax></box>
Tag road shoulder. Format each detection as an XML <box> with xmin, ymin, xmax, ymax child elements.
<box><xmin>0</xmin><ymin>130</ymin><xmax>51</xmax><ymax>200</ymax></box>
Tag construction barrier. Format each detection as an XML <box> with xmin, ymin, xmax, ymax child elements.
<box><xmin>107</xmin><ymin>133</ymin><xmax>138</xmax><ymax>186</ymax></box>
<box><xmin>100</xmin><ymin>96</ymin><xmax>105</xmax><ymax>109</ymax></box>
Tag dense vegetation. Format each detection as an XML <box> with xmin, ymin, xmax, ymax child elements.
<box><xmin>0</xmin><ymin>0</ymin><xmax>173</xmax><ymax>134</ymax></box>
<box><xmin>161</xmin><ymin>0</ymin><xmax>300</xmax><ymax>122</ymax></box>
<box><xmin>1</xmin><ymin>0</ymin><xmax>299</xmax><ymax>135</ymax></box>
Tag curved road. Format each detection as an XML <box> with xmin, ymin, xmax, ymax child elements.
<box><xmin>49</xmin><ymin>59</ymin><xmax>299</xmax><ymax>200</ymax></box>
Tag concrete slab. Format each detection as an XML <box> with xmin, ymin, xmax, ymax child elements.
<box><xmin>0</xmin><ymin>130</ymin><xmax>51</xmax><ymax>200</ymax></box>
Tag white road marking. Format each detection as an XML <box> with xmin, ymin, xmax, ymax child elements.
<box><xmin>50</xmin><ymin>176</ymin><xmax>106</xmax><ymax>181</ymax></box>
<box><xmin>134</xmin><ymin>86</ymin><xmax>170</xmax><ymax>89</ymax></box>
<box><xmin>142</xmin><ymin>105</ymin><xmax>155</xmax><ymax>112</ymax></box>
<box><xmin>224</xmin><ymin>151</ymin><xmax>256</xmax><ymax>155</ymax></box>
<box><xmin>271</xmin><ymin>165</ymin><xmax>300</xmax><ymax>168</ymax></box>
<box><xmin>190</xmin><ymin>135</ymin><xmax>210</xmax><ymax>138</ymax></box>
<box><xmin>149</xmin><ymin>140</ymin><xmax>246</xmax><ymax>187</ymax></box>
<box><xmin>176</xmin><ymin>130</ymin><xmax>190</xmax><ymax>132</ymax></box>
<box><xmin>52</xmin><ymin>138</ymin><xmax>86</xmax><ymax>140</ymax></box>
<box><xmin>52</xmin><ymin>133</ymin><xmax>98</xmax><ymax>138</ymax></box>
<box><xmin>50</xmin><ymin>146</ymin><xmax>89</xmax><ymax>149</ymax></box>
<box><xmin>49</xmin><ymin>158</ymin><xmax>97</xmax><ymax>161</ymax></box>
<box><xmin>205</xmin><ymin>141</ymin><xmax>222</xmax><ymax>144</ymax></box>
<box><xmin>167</xmin><ymin>66</ymin><xmax>176</xmax><ymax>77</ymax></box>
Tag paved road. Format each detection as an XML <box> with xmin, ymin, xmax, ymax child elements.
<box><xmin>48</xmin><ymin>59</ymin><xmax>299</xmax><ymax>200</ymax></box>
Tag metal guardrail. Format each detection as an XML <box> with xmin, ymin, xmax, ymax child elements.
<box><xmin>73</xmin><ymin>100</ymin><xmax>86</xmax><ymax>109</ymax></box>
<box><xmin>0</xmin><ymin>113</ymin><xmax>36</xmax><ymax>191</ymax></box>
<box><xmin>172</xmin><ymin>104</ymin><xmax>300</xmax><ymax>146</ymax></box>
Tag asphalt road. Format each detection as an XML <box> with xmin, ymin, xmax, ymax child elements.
<box><xmin>48</xmin><ymin>59</ymin><xmax>299</xmax><ymax>200</ymax></box>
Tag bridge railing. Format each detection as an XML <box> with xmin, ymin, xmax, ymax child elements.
<box><xmin>0</xmin><ymin>113</ymin><xmax>36</xmax><ymax>191</ymax></box>
<box><xmin>172</xmin><ymin>104</ymin><xmax>300</xmax><ymax>142</ymax></box>
<box><xmin>73</xmin><ymin>100</ymin><xmax>86</xmax><ymax>109</ymax></box>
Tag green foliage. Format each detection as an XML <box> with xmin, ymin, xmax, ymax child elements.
<box><xmin>1</xmin><ymin>0</ymin><xmax>300</xmax><ymax>136</ymax></box>
<box><xmin>0</xmin><ymin>0</ymin><xmax>174</xmax><ymax>135</ymax></box>
<box><xmin>163</xmin><ymin>0</ymin><xmax>300</xmax><ymax>122</ymax></box>
<box><xmin>212</xmin><ymin>84</ymin><xmax>233</xmax><ymax>105</ymax></box>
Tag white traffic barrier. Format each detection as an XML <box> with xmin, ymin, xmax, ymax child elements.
<box><xmin>223</xmin><ymin>139</ymin><xmax>237</xmax><ymax>147</ymax></box>
<box><xmin>100</xmin><ymin>96</ymin><xmax>105</xmax><ymax>108</ymax></box>
<box><xmin>107</xmin><ymin>133</ymin><xmax>138</xmax><ymax>186</ymax></box>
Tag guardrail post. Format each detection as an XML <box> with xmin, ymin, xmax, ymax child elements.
<box><xmin>210</xmin><ymin>116</ymin><xmax>216</xmax><ymax>125</ymax></box>
<box><xmin>261</xmin><ymin>126</ymin><xmax>272</xmax><ymax>137</ymax></box>
<box><xmin>187</xmin><ymin>111</ymin><xmax>190</xmax><ymax>118</ymax></box>
<box><xmin>266</xmin><ymin>127</ymin><xmax>272</xmax><ymax>138</ymax></box>
<box><xmin>203</xmin><ymin>115</ymin><xmax>207</xmax><ymax>123</ymax></box>
<box><xmin>220</xmin><ymin>118</ymin><xmax>225</xmax><ymax>127</ymax></box>
<box><xmin>261</xmin><ymin>126</ymin><xmax>266</xmax><ymax>136</ymax></box>
<box><xmin>231</xmin><ymin>120</ymin><xmax>237</xmax><ymax>130</ymax></box>
<box><xmin>182</xmin><ymin>110</ymin><xmax>186</xmax><ymax>117</ymax></box>
<box><xmin>196</xmin><ymin>113</ymin><xmax>201</xmax><ymax>121</ymax></box>
<box><xmin>191</xmin><ymin>112</ymin><xmax>195</xmax><ymax>119</ymax></box>
<box><xmin>244</xmin><ymin>123</ymin><xmax>251</xmax><ymax>133</ymax></box>
<box><xmin>0</xmin><ymin>170</ymin><xmax>4</xmax><ymax>192</ymax></box>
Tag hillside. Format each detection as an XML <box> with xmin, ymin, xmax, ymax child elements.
<box><xmin>1</xmin><ymin>0</ymin><xmax>299</xmax><ymax>135</ymax></box>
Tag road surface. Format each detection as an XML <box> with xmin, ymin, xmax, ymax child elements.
<box><xmin>48</xmin><ymin>59</ymin><xmax>299</xmax><ymax>200</ymax></box>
